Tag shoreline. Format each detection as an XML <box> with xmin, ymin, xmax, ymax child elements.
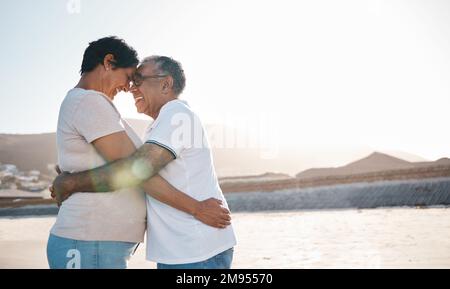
<box><xmin>1</xmin><ymin>177</ymin><xmax>450</xmax><ymax>217</ymax></box>
<box><xmin>1</xmin><ymin>204</ymin><xmax>450</xmax><ymax>220</ymax></box>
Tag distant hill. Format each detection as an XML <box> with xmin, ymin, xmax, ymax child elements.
<box><xmin>414</xmin><ymin>157</ymin><xmax>450</xmax><ymax>167</ymax></box>
<box><xmin>296</xmin><ymin>152</ymin><xmax>450</xmax><ymax>179</ymax></box>
<box><xmin>0</xmin><ymin>119</ymin><xmax>151</xmax><ymax>175</ymax></box>
<box><xmin>0</xmin><ymin>133</ymin><xmax>57</xmax><ymax>174</ymax></box>
<box><xmin>220</xmin><ymin>172</ymin><xmax>292</xmax><ymax>181</ymax></box>
<box><xmin>2</xmin><ymin>121</ymin><xmax>449</xmax><ymax>180</ymax></box>
<box><xmin>0</xmin><ymin>128</ymin><xmax>344</xmax><ymax>177</ymax></box>
<box><xmin>435</xmin><ymin>158</ymin><xmax>450</xmax><ymax>165</ymax></box>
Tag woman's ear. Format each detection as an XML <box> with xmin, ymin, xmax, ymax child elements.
<box><xmin>103</xmin><ymin>54</ymin><xmax>116</xmax><ymax>71</ymax></box>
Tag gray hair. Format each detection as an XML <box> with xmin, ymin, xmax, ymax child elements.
<box><xmin>141</xmin><ymin>56</ymin><xmax>186</xmax><ymax>95</ymax></box>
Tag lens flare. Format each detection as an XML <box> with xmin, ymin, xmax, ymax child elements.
<box><xmin>131</xmin><ymin>158</ymin><xmax>153</xmax><ymax>180</ymax></box>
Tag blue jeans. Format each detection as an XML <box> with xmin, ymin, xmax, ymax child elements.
<box><xmin>47</xmin><ymin>234</ymin><xmax>138</xmax><ymax>269</ymax></box>
<box><xmin>157</xmin><ymin>248</ymin><xmax>234</xmax><ymax>269</ymax></box>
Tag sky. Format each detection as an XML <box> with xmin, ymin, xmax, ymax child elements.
<box><xmin>1</xmin><ymin>0</ymin><xmax>450</xmax><ymax>162</ymax></box>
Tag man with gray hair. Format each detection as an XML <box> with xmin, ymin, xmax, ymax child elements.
<box><xmin>53</xmin><ymin>56</ymin><xmax>237</xmax><ymax>269</ymax></box>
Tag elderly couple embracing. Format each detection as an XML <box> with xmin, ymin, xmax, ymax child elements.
<box><xmin>47</xmin><ymin>36</ymin><xmax>236</xmax><ymax>269</ymax></box>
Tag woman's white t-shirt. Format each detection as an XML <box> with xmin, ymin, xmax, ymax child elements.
<box><xmin>50</xmin><ymin>88</ymin><xmax>146</xmax><ymax>243</ymax></box>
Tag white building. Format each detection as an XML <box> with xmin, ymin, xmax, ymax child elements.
<box><xmin>0</xmin><ymin>164</ymin><xmax>19</xmax><ymax>174</ymax></box>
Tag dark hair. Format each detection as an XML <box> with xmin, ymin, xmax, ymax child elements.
<box><xmin>143</xmin><ymin>56</ymin><xmax>186</xmax><ymax>95</ymax></box>
<box><xmin>80</xmin><ymin>36</ymin><xmax>139</xmax><ymax>74</ymax></box>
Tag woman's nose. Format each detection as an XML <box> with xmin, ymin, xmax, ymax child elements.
<box><xmin>123</xmin><ymin>82</ymin><xmax>132</xmax><ymax>92</ymax></box>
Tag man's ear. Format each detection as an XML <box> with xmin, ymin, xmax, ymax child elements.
<box><xmin>103</xmin><ymin>54</ymin><xmax>116</xmax><ymax>71</ymax></box>
<box><xmin>162</xmin><ymin>76</ymin><xmax>174</xmax><ymax>94</ymax></box>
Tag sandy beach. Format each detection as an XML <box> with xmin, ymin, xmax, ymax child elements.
<box><xmin>1</xmin><ymin>207</ymin><xmax>450</xmax><ymax>269</ymax></box>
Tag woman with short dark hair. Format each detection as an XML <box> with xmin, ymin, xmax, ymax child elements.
<box><xmin>46</xmin><ymin>36</ymin><xmax>145</xmax><ymax>269</ymax></box>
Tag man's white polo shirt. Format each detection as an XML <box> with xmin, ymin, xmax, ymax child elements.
<box><xmin>144</xmin><ymin>99</ymin><xmax>237</xmax><ymax>264</ymax></box>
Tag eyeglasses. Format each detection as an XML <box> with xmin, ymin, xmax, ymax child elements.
<box><xmin>132</xmin><ymin>73</ymin><xmax>168</xmax><ymax>87</ymax></box>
